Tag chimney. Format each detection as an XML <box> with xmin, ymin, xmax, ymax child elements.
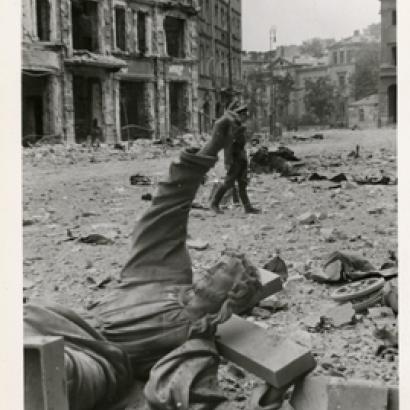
<box><xmin>353</xmin><ymin>29</ymin><xmax>360</xmax><ymax>36</ymax></box>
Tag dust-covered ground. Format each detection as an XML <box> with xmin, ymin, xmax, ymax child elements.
<box><xmin>22</xmin><ymin>128</ymin><xmax>398</xmax><ymax>407</ymax></box>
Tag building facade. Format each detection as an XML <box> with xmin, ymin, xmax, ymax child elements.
<box><xmin>197</xmin><ymin>0</ymin><xmax>242</xmax><ymax>133</ymax></box>
<box><xmin>379</xmin><ymin>0</ymin><xmax>397</xmax><ymax>125</ymax></box>
<box><xmin>22</xmin><ymin>0</ymin><xmax>200</xmax><ymax>144</ymax></box>
<box><xmin>242</xmin><ymin>31</ymin><xmax>376</xmax><ymax>131</ymax></box>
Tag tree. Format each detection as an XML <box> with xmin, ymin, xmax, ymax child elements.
<box><xmin>303</xmin><ymin>77</ymin><xmax>336</xmax><ymax>124</ymax></box>
<box><xmin>350</xmin><ymin>42</ymin><xmax>380</xmax><ymax>100</ymax></box>
<box><xmin>299</xmin><ymin>38</ymin><xmax>335</xmax><ymax>58</ymax></box>
<box><xmin>300</xmin><ymin>38</ymin><xmax>325</xmax><ymax>58</ymax></box>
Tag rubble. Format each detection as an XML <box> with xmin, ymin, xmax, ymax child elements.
<box><xmin>130</xmin><ymin>174</ymin><xmax>152</xmax><ymax>186</ymax></box>
<box><xmin>249</xmin><ymin>146</ymin><xmax>302</xmax><ymax>176</ymax></box>
<box><xmin>187</xmin><ymin>238</ymin><xmax>209</xmax><ymax>250</ymax></box>
<box><xmin>263</xmin><ymin>252</ymin><xmax>288</xmax><ymax>282</ymax></box>
<box><xmin>324</xmin><ymin>303</ymin><xmax>355</xmax><ymax>327</ymax></box>
<box><xmin>79</xmin><ymin>234</ymin><xmax>115</xmax><ymax>245</ymax></box>
<box><xmin>23</xmin><ymin>129</ymin><xmax>399</xmax><ymax>396</ymax></box>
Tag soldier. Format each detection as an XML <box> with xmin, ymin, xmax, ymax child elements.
<box><xmin>211</xmin><ymin>104</ymin><xmax>260</xmax><ymax>214</ymax></box>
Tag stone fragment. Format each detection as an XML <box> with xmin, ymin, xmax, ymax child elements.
<box><xmin>297</xmin><ymin>212</ymin><xmax>319</xmax><ymax>225</ymax></box>
<box><xmin>290</xmin><ymin>376</ymin><xmax>389</xmax><ymax>410</ymax></box>
<box><xmin>324</xmin><ymin>303</ymin><xmax>355</xmax><ymax>327</ymax></box>
<box><xmin>187</xmin><ymin>238</ymin><xmax>209</xmax><ymax>250</ymax></box>
<box><xmin>251</xmin><ymin>307</ymin><xmax>271</xmax><ymax>319</ymax></box>
<box><xmin>216</xmin><ymin>315</ymin><xmax>316</xmax><ymax>388</ymax></box>
<box><xmin>368</xmin><ymin>307</ymin><xmax>395</xmax><ymax>319</ymax></box>
<box><xmin>24</xmin><ymin>336</ymin><xmax>69</xmax><ymax>410</ymax></box>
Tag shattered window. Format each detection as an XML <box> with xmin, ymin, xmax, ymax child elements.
<box><xmin>338</xmin><ymin>72</ymin><xmax>346</xmax><ymax>87</ymax></box>
<box><xmin>359</xmin><ymin>108</ymin><xmax>365</xmax><ymax>121</ymax></box>
<box><xmin>36</xmin><ymin>0</ymin><xmax>50</xmax><ymax>41</ymax></box>
<box><xmin>164</xmin><ymin>16</ymin><xmax>185</xmax><ymax>58</ymax></box>
<box><xmin>137</xmin><ymin>11</ymin><xmax>147</xmax><ymax>54</ymax></box>
<box><xmin>115</xmin><ymin>7</ymin><xmax>126</xmax><ymax>51</ymax></box>
<box><xmin>72</xmin><ymin>1</ymin><xmax>99</xmax><ymax>52</ymax></box>
<box><xmin>339</xmin><ymin>50</ymin><xmax>345</xmax><ymax>65</ymax></box>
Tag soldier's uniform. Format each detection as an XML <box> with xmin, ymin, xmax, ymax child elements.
<box><xmin>211</xmin><ymin>115</ymin><xmax>260</xmax><ymax>214</ymax></box>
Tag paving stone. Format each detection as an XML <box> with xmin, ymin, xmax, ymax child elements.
<box><xmin>290</xmin><ymin>375</ymin><xmax>389</xmax><ymax>410</ymax></box>
<box><xmin>216</xmin><ymin>315</ymin><xmax>316</xmax><ymax>388</ymax></box>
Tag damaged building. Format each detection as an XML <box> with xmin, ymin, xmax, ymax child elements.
<box><xmin>197</xmin><ymin>0</ymin><xmax>243</xmax><ymax>133</ymax></box>
<box><xmin>379</xmin><ymin>0</ymin><xmax>397</xmax><ymax>125</ymax></box>
<box><xmin>22</xmin><ymin>0</ymin><xmax>200</xmax><ymax>144</ymax></box>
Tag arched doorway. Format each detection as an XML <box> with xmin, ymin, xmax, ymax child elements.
<box><xmin>388</xmin><ymin>84</ymin><xmax>397</xmax><ymax>124</ymax></box>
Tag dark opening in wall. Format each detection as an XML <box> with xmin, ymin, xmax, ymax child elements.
<box><xmin>22</xmin><ymin>75</ymin><xmax>48</xmax><ymax>143</ymax></box>
<box><xmin>392</xmin><ymin>10</ymin><xmax>397</xmax><ymax>26</ymax></box>
<box><xmin>391</xmin><ymin>45</ymin><xmax>397</xmax><ymax>66</ymax></box>
<box><xmin>115</xmin><ymin>7</ymin><xmax>126</xmax><ymax>51</ymax></box>
<box><xmin>164</xmin><ymin>16</ymin><xmax>185</xmax><ymax>58</ymax></box>
<box><xmin>388</xmin><ymin>84</ymin><xmax>397</xmax><ymax>124</ymax></box>
<box><xmin>36</xmin><ymin>0</ymin><xmax>50</xmax><ymax>41</ymax></box>
<box><xmin>137</xmin><ymin>11</ymin><xmax>147</xmax><ymax>54</ymax></box>
<box><xmin>73</xmin><ymin>75</ymin><xmax>103</xmax><ymax>143</ymax></box>
<box><xmin>120</xmin><ymin>81</ymin><xmax>151</xmax><ymax>140</ymax></box>
<box><xmin>169</xmin><ymin>82</ymin><xmax>187</xmax><ymax>132</ymax></box>
<box><xmin>359</xmin><ymin>108</ymin><xmax>365</xmax><ymax>122</ymax></box>
<box><xmin>72</xmin><ymin>1</ymin><xmax>99</xmax><ymax>52</ymax></box>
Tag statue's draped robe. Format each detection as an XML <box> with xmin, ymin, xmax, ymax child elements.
<box><xmin>24</xmin><ymin>149</ymin><xmax>232</xmax><ymax>410</ymax></box>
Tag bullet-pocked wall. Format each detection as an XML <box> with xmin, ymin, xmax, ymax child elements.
<box><xmin>22</xmin><ymin>0</ymin><xmax>200</xmax><ymax>144</ymax></box>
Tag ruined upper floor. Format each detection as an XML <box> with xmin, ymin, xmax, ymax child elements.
<box><xmin>22</xmin><ymin>0</ymin><xmax>200</xmax><ymax>61</ymax></box>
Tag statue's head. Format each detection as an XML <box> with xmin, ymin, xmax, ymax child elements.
<box><xmin>183</xmin><ymin>250</ymin><xmax>261</xmax><ymax>325</ymax></box>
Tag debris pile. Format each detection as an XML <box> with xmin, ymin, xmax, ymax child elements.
<box><xmin>249</xmin><ymin>146</ymin><xmax>302</xmax><ymax>176</ymax></box>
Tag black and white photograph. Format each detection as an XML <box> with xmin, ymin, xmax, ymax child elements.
<box><xmin>1</xmin><ymin>0</ymin><xmax>406</xmax><ymax>409</ymax></box>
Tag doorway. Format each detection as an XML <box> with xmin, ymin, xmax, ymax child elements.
<box><xmin>169</xmin><ymin>82</ymin><xmax>187</xmax><ymax>134</ymax></box>
<box><xmin>22</xmin><ymin>75</ymin><xmax>49</xmax><ymax>144</ymax></box>
<box><xmin>73</xmin><ymin>75</ymin><xmax>103</xmax><ymax>143</ymax></box>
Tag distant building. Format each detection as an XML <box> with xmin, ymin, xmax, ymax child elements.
<box><xmin>327</xmin><ymin>30</ymin><xmax>369</xmax><ymax>126</ymax></box>
<box><xmin>379</xmin><ymin>0</ymin><xmax>397</xmax><ymax>125</ymax></box>
<box><xmin>197</xmin><ymin>0</ymin><xmax>242</xmax><ymax>133</ymax></box>
<box><xmin>348</xmin><ymin>94</ymin><xmax>379</xmax><ymax>129</ymax></box>
<box><xmin>242</xmin><ymin>30</ymin><xmax>377</xmax><ymax>131</ymax></box>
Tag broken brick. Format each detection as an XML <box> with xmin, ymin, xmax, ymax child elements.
<box><xmin>216</xmin><ymin>315</ymin><xmax>316</xmax><ymax>388</ymax></box>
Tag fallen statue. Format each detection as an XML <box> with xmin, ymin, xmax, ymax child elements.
<box><xmin>24</xmin><ymin>127</ymin><xmax>297</xmax><ymax>409</ymax></box>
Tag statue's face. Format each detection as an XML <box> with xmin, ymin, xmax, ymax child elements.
<box><xmin>186</xmin><ymin>256</ymin><xmax>249</xmax><ymax>316</ymax></box>
<box><xmin>207</xmin><ymin>256</ymin><xmax>246</xmax><ymax>292</ymax></box>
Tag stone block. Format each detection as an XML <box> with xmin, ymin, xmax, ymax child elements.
<box><xmin>24</xmin><ymin>336</ymin><xmax>68</xmax><ymax>410</ymax></box>
<box><xmin>216</xmin><ymin>315</ymin><xmax>316</xmax><ymax>388</ymax></box>
<box><xmin>257</xmin><ymin>268</ymin><xmax>283</xmax><ymax>300</ymax></box>
<box><xmin>290</xmin><ymin>375</ymin><xmax>390</xmax><ymax>410</ymax></box>
<box><xmin>388</xmin><ymin>386</ymin><xmax>399</xmax><ymax>410</ymax></box>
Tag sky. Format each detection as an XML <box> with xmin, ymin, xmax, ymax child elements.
<box><xmin>242</xmin><ymin>0</ymin><xmax>381</xmax><ymax>51</ymax></box>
